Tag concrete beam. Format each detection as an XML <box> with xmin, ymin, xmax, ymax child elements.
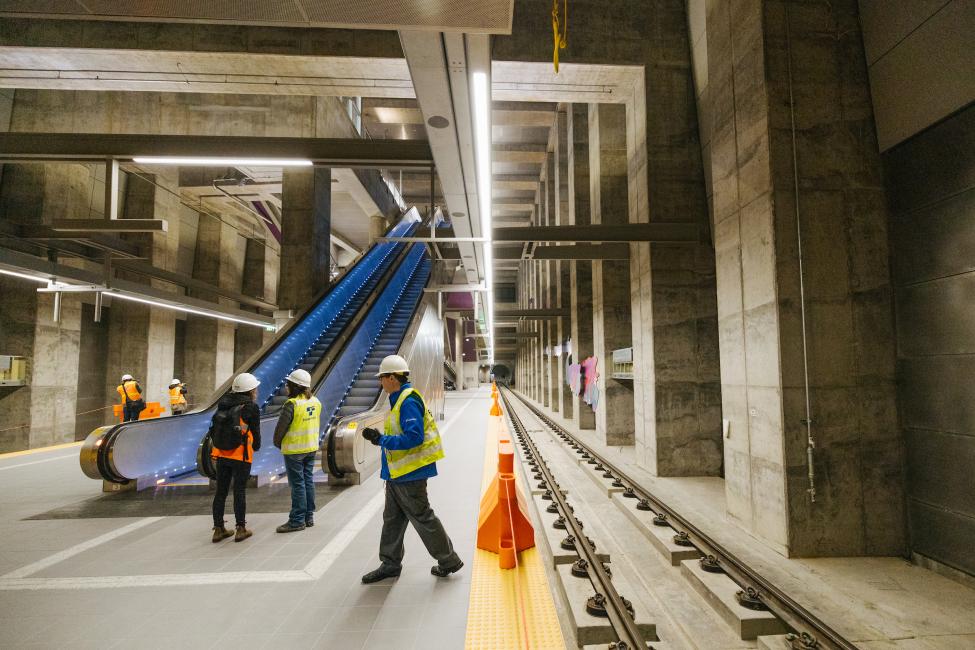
<box><xmin>493</xmin><ymin>243</ymin><xmax>630</xmax><ymax>260</ymax></box>
<box><xmin>493</xmin><ymin>223</ymin><xmax>701</xmax><ymax>243</ymax></box>
<box><xmin>497</xmin><ymin>308</ymin><xmax>568</xmax><ymax>318</ymax></box>
<box><xmin>0</xmin><ymin>133</ymin><xmax>434</xmax><ymax>168</ymax></box>
<box><xmin>51</xmin><ymin>219</ymin><xmax>168</xmax><ymax>233</ymax></box>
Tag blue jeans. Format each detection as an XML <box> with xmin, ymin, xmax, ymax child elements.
<box><xmin>283</xmin><ymin>452</ymin><xmax>316</xmax><ymax>526</ymax></box>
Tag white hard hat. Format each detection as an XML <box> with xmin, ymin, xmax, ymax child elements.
<box><xmin>376</xmin><ymin>354</ymin><xmax>410</xmax><ymax>377</ymax></box>
<box><xmin>232</xmin><ymin>372</ymin><xmax>260</xmax><ymax>393</ymax></box>
<box><xmin>121</xmin><ymin>374</ymin><xmax>134</xmax><ymax>382</ymax></box>
<box><xmin>286</xmin><ymin>369</ymin><xmax>312</xmax><ymax>388</ymax></box>
<box><xmin>170</xmin><ymin>378</ymin><xmax>181</xmax><ymax>386</ymax></box>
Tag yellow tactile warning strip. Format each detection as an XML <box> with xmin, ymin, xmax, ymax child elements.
<box><xmin>465</xmin><ymin>415</ymin><xmax>566</xmax><ymax>650</ymax></box>
<box><xmin>0</xmin><ymin>441</ymin><xmax>81</xmax><ymax>459</ymax></box>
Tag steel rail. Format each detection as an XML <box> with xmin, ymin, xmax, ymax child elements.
<box><xmin>504</xmin><ymin>387</ymin><xmax>857</xmax><ymax>650</ymax></box>
<box><xmin>500</xmin><ymin>390</ymin><xmax>650</xmax><ymax>650</ymax></box>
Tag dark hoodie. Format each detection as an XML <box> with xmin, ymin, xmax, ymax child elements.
<box><xmin>215</xmin><ymin>392</ymin><xmax>262</xmax><ymax>453</ymax></box>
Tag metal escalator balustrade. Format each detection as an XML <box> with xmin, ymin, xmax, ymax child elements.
<box><xmin>246</xmin><ymin>243</ymin><xmax>430</xmax><ymax>481</ymax></box>
<box><xmin>262</xmin><ymin>240</ymin><xmax>405</xmax><ymax>414</ymax></box>
<box><xmin>80</xmin><ymin>212</ymin><xmax>421</xmax><ymax>486</ymax></box>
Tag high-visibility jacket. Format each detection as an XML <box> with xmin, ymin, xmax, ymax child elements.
<box><xmin>211</xmin><ymin>413</ymin><xmax>255</xmax><ymax>463</ymax></box>
<box><xmin>169</xmin><ymin>385</ymin><xmax>187</xmax><ymax>408</ymax></box>
<box><xmin>117</xmin><ymin>380</ymin><xmax>141</xmax><ymax>404</ymax></box>
<box><xmin>384</xmin><ymin>387</ymin><xmax>444</xmax><ymax>480</ymax></box>
<box><xmin>281</xmin><ymin>396</ymin><xmax>321</xmax><ymax>455</ymax></box>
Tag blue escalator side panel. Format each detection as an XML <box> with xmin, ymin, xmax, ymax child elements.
<box><xmin>107</xmin><ymin>218</ymin><xmax>419</xmax><ymax>482</ymax></box>
<box><xmin>250</xmin><ymin>244</ymin><xmax>431</xmax><ymax>478</ymax></box>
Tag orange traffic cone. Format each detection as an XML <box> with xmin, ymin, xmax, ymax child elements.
<box><xmin>489</xmin><ymin>393</ymin><xmax>503</xmax><ymax>416</ymax></box>
<box><xmin>476</xmin><ymin>438</ymin><xmax>535</xmax><ymax>568</ymax></box>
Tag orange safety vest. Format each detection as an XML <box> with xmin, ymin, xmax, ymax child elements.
<box><xmin>169</xmin><ymin>386</ymin><xmax>186</xmax><ymax>407</ymax></box>
<box><xmin>211</xmin><ymin>415</ymin><xmax>254</xmax><ymax>463</ymax></box>
<box><xmin>117</xmin><ymin>380</ymin><xmax>141</xmax><ymax>404</ymax></box>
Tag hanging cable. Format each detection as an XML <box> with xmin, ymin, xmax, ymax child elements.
<box><xmin>551</xmin><ymin>0</ymin><xmax>568</xmax><ymax>73</ymax></box>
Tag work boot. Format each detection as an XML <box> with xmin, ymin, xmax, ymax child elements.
<box><xmin>431</xmin><ymin>559</ymin><xmax>464</xmax><ymax>578</ymax></box>
<box><xmin>276</xmin><ymin>522</ymin><xmax>305</xmax><ymax>533</ymax></box>
<box><xmin>234</xmin><ymin>524</ymin><xmax>253</xmax><ymax>543</ymax></box>
<box><xmin>211</xmin><ymin>526</ymin><xmax>233</xmax><ymax>543</ymax></box>
<box><xmin>361</xmin><ymin>565</ymin><xmax>401</xmax><ymax>584</ymax></box>
<box><xmin>305</xmin><ymin>519</ymin><xmax>314</xmax><ymax>528</ymax></box>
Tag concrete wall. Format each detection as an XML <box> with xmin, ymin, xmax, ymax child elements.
<box><xmin>885</xmin><ymin>104</ymin><xmax>975</xmax><ymax>578</ymax></box>
<box><xmin>858</xmin><ymin>0</ymin><xmax>975</xmax><ymax>150</ymax></box>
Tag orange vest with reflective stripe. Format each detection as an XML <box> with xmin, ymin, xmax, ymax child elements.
<box><xmin>117</xmin><ymin>380</ymin><xmax>141</xmax><ymax>404</ymax></box>
<box><xmin>211</xmin><ymin>416</ymin><xmax>254</xmax><ymax>463</ymax></box>
<box><xmin>169</xmin><ymin>386</ymin><xmax>186</xmax><ymax>407</ymax></box>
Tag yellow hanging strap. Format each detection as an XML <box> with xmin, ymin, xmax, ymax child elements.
<box><xmin>552</xmin><ymin>0</ymin><xmax>568</xmax><ymax>73</ymax></box>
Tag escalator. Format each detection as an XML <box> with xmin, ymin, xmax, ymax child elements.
<box><xmin>80</xmin><ymin>209</ymin><xmax>435</xmax><ymax>489</ymax></box>
<box><xmin>207</xmin><ymin>239</ymin><xmax>432</xmax><ymax>483</ymax></box>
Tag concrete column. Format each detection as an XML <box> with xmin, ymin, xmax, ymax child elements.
<box><xmin>278</xmin><ymin>167</ymin><xmax>331</xmax><ymax>313</ymax></box>
<box><xmin>555</xmin><ymin>109</ymin><xmax>573</xmax><ymax>419</ymax></box>
<box><xmin>590</xmin><ymin>104</ymin><xmax>635</xmax><ymax>446</ymax></box>
<box><xmin>545</xmin><ymin>154</ymin><xmax>560</xmax><ymax>413</ymax></box>
<box><xmin>0</xmin><ymin>163</ymin><xmax>89</xmax><ymax>448</ymax></box>
<box><xmin>104</xmin><ymin>170</ymin><xmax>183</xmax><ymax>412</ymax></box>
<box><xmin>567</xmin><ymin>104</ymin><xmax>596</xmax><ymax>431</ymax></box>
<box><xmin>234</xmin><ymin>237</ymin><xmax>268</xmax><ymax>368</ymax></box>
<box><xmin>183</xmin><ymin>215</ymin><xmax>239</xmax><ymax>393</ymax></box>
<box><xmin>453</xmin><ymin>317</ymin><xmax>465</xmax><ymax>391</ymax></box>
<box><xmin>624</xmin><ymin>4</ymin><xmax>723</xmax><ymax>480</ymax></box>
<box><xmin>702</xmin><ymin>0</ymin><xmax>902</xmax><ymax>556</ymax></box>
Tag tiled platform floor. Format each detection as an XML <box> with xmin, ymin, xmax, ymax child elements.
<box><xmin>0</xmin><ymin>388</ymin><xmax>492</xmax><ymax>649</ymax></box>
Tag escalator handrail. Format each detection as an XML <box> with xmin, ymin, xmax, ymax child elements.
<box><xmin>326</xmin><ymin>255</ymin><xmax>432</xmax><ymax>477</ymax></box>
<box><xmin>89</xmin><ymin>211</ymin><xmax>420</xmax><ymax>484</ymax></box>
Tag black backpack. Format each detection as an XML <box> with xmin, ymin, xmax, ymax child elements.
<box><xmin>210</xmin><ymin>404</ymin><xmax>247</xmax><ymax>451</ymax></box>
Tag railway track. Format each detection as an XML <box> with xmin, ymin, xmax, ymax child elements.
<box><xmin>500</xmin><ymin>387</ymin><xmax>856</xmax><ymax>650</ymax></box>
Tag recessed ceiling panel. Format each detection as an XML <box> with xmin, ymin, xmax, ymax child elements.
<box><xmin>0</xmin><ymin>0</ymin><xmax>514</xmax><ymax>34</ymax></box>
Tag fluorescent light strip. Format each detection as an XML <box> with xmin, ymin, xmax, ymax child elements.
<box><xmin>0</xmin><ymin>268</ymin><xmax>51</xmax><ymax>284</ymax></box>
<box><xmin>472</xmin><ymin>71</ymin><xmax>495</xmax><ymax>360</ymax></box>
<box><xmin>108</xmin><ymin>291</ymin><xmax>274</xmax><ymax>329</ymax></box>
<box><xmin>133</xmin><ymin>157</ymin><xmax>312</xmax><ymax>167</ymax></box>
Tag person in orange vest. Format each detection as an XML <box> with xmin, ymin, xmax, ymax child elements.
<box><xmin>168</xmin><ymin>379</ymin><xmax>188</xmax><ymax>415</ymax></box>
<box><xmin>209</xmin><ymin>372</ymin><xmax>262</xmax><ymax>543</ymax></box>
<box><xmin>117</xmin><ymin>374</ymin><xmax>146</xmax><ymax>422</ymax></box>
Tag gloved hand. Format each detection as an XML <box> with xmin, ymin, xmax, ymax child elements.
<box><xmin>362</xmin><ymin>427</ymin><xmax>381</xmax><ymax>446</ymax></box>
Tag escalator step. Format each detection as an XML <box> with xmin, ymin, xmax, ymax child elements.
<box><xmin>344</xmin><ymin>396</ymin><xmax>375</xmax><ymax>407</ymax></box>
<box><xmin>348</xmin><ymin>388</ymin><xmax>378</xmax><ymax>398</ymax></box>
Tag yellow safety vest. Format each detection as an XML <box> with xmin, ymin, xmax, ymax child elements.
<box><xmin>384</xmin><ymin>387</ymin><xmax>444</xmax><ymax>480</ymax></box>
<box><xmin>118</xmin><ymin>380</ymin><xmax>141</xmax><ymax>403</ymax></box>
<box><xmin>282</xmin><ymin>395</ymin><xmax>322</xmax><ymax>455</ymax></box>
<box><xmin>169</xmin><ymin>386</ymin><xmax>186</xmax><ymax>407</ymax></box>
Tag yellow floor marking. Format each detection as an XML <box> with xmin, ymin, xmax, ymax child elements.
<box><xmin>0</xmin><ymin>441</ymin><xmax>82</xmax><ymax>460</ymax></box>
<box><xmin>466</xmin><ymin>412</ymin><xmax>566</xmax><ymax>650</ymax></box>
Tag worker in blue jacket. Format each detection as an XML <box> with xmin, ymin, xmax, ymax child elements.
<box><xmin>360</xmin><ymin>355</ymin><xmax>462</xmax><ymax>583</ymax></box>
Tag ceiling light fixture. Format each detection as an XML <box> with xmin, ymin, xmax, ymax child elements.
<box><xmin>472</xmin><ymin>70</ymin><xmax>494</xmax><ymax>364</ymax></box>
<box><xmin>133</xmin><ymin>157</ymin><xmax>312</xmax><ymax>167</ymax></box>
<box><xmin>108</xmin><ymin>290</ymin><xmax>274</xmax><ymax>329</ymax></box>
<box><xmin>0</xmin><ymin>268</ymin><xmax>51</xmax><ymax>284</ymax></box>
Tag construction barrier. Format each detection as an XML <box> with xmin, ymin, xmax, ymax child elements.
<box><xmin>112</xmin><ymin>402</ymin><xmax>164</xmax><ymax>422</ymax></box>
<box><xmin>476</xmin><ymin>397</ymin><xmax>534</xmax><ymax>569</ymax></box>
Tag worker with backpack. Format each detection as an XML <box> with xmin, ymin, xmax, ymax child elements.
<box><xmin>209</xmin><ymin>372</ymin><xmax>262</xmax><ymax>543</ymax></box>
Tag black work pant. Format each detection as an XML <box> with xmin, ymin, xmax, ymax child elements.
<box><xmin>212</xmin><ymin>458</ymin><xmax>250</xmax><ymax>527</ymax></box>
<box><xmin>379</xmin><ymin>479</ymin><xmax>460</xmax><ymax>571</ymax></box>
<box><xmin>123</xmin><ymin>400</ymin><xmax>145</xmax><ymax>422</ymax></box>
